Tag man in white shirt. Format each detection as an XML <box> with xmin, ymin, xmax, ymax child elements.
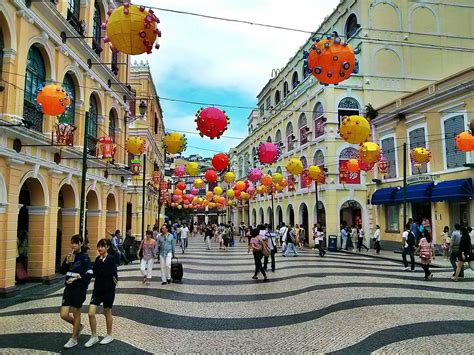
<box><xmin>374</xmin><ymin>225</ymin><xmax>381</xmax><ymax>254</ymax></box>
<box><xmin>402</xmin><ymin>223</ymin><xmax>415</xmax><ymax>271</ymax></box>
<box><xmin>279</xmin><ymin>223</ymin><xmax>289</xmax><ymax>252</ymax></box>
<box><xmin>263</xmin><ymin>225</ymin><xmax>277</xmax><ymax>272</ymax></box>
<box><xmin>180</xmin><ymin>223</ymin><xmax>189</xmax><ymax>254</ymax></box>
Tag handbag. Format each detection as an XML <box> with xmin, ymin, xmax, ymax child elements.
<box><xmin>138</xmin><ymin>241</ymin><xmax>144</xmax><ymax>259</ymax></box>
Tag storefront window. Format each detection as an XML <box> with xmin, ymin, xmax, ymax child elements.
<box><xmin>385</xmin><ymin>205</ymin><xmax>399</xmax><ymax>232</ymax></box>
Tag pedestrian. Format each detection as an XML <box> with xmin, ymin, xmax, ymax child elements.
<box><xmin>298</xmin><ymin>225</ymin><xmax>305</xmax><ymax>249</ymax></box>
<box><xmin>402</xmin><ymin>223</ymin><xmax>416</xmax><ymax>271</ymax></box>
<box><xmin>263</xmin><ymin>225</ymin><xmax>277</xmax><ymax>272</ymax></box>
<box><xmin>138</xmin><ymin>230</ymin><xmax>156</xmax><ymax>286</ymax></box>
<box><xmin>239</xmin><ymin>222</ymin><xmax>246</xmax><ymax>243</ymax></box>
<box><xmin>341</xmin><ymin>225</ymin><xmax>348</xmax><ymax>250</ymax></box>
<box><xmin>204</xmin><ymin>224</ymin><xmax>213</xmax><ymax>250</ymax></box>
<box><xmin>451</xmin><ymin>227</ymin><xmax>471</xmax><ymax>282</ymax></box>
<box><xmin>314</xmin><ymin>227</ymin><xmax>326</xmax><ymax>257</ymax></box>
<box><xmin>279</xmin><ymin>223</ymin><xmax>289</xmax><ymax>251</ymax></box>
<box><xmin>222</xmin><ymin>224</ymin><xmax>231</xmax><ymax>251</ymax></box>
<box><xmin>441</xmin><ymin>226</ymin><xmax>450</xmax><ymax>260</ymax></box>
<box><xmin>374</xmin><ymin>225</ymin><xmax>381</xmax><ymax>254</ymax></box>
<box><xmin>357</xmin><ymin>225</ymin><xmax>369</xmax><ymax>252</ymax></box>
<box><xmin>123</xmin><ymin>229</ymin><xmax>135</xmax><ymax>263</ymax></box>
<box><xmin>85</xmin><ymin>239</ymin><xmax>118</xmax><ymax>348</ymax></box>
<box><xmin>112</xmin><ymin>230</ymin><xmax>129</xmax><ymax>265</ymax></box>
<box><xmin>156</xmin><ymin>224</ymin><xmax>175</xmax><ymax>285</ymax></box>
<box><xmin>59</xmin><ymin>235</ymin><xmax>93</xmax><ymax>349</ymax></box>
<box><xmin>180</xmin><ymin>223</ymin><xmax>189</xmax><ymax>254</ymax></box>
<box><xmin>450</xmin><ymin>224</ymin><xmax>464</xmax><ymax>278</ymax></box>
<box><xmin>217</xmin><ymin>223</ymin><xmax>224</xmax><ymax>249</ymax></box>
<box><xmin>283</xmin><ymin>225</ymin><xmax>299</xmax><ymax>257</ymax></box>
<box><xmin>248</xmin><ymin>229</ymin><xmax>268</xmax><ymax>281</ymax></box>
<box><xmin>350</xmin><ymin>225</ymin><xmax>357</xmax><ymax>251</ymax></box>
<box><xmin>245</xmin><ymin>225</ymin><xmax>253</xmax><ymax>245</ymax></box>
<box><xmin>416</xmin><ymin>230</ymin><xmax>435</xmax><ymax>280</ymax></box>
<box><xmin>295</xmin><ymin>224</ymin><xmax>301</xmax><ymax>248</ymax></box>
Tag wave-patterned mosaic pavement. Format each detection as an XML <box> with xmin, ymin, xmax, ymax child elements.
<box><xmin>1</xmin><ymin>238</ymin><xmax>473</xmax><ymax>354</ymax></box>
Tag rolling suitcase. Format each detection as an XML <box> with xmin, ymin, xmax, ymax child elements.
<box><xmin>171</xmin><ymin>257</ymin><xmax>183</xmax><ymax>282</ymax></box>
<box><xmin>15</xmin><ymin>261</ymin><xmax>28</xmax><ymax>283</ymax></box>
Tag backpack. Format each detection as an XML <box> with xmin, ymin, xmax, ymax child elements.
<box><xmin>407</xmin><ymin>231</ymin><xmax>416</xmax><ymax>247</ymax></box>
<box><xmin>261</xmin><ymin>239</ymin><xmax>270</xmax><ymax>257</ymax></box>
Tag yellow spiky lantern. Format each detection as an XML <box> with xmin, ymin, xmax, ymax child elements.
<box><xmin>163</xmin><ymin>132</ymin><xmax>187</xmax><ymax>154</ymax></box>
<box><xmin>286</xmin><ymin>158</ymin><xmax>304</xmax><ymax>176</ymax></box>
<box><xmin>358</xmin><ymin>142</ymin><xmax>381</xmax><ymax>164</ymax></box>
<box><xmin>339</xmin><ymin>115</ymin><xmax>371</xmax><ymax>144</ymax></box>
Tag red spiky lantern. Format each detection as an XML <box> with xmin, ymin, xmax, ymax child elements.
<box><xmin>204</xmin><ymin>169</ymin><xmax>218</xmax><ymax>183</ymax></box>
<box><xmin>195</xmin><ymin>107</ymin><xmax>229</xmax><ymax>139</ymax></box>
<box><xmin>258</xmin><ymin>142</ymin><xmax>280</xmax><ymax>164</ymax></box>
<box><xmin>212</xmin><ymin>153</ymin><xmax>229</xmax><ymax>171</ymax></box>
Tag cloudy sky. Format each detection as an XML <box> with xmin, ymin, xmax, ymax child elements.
<box><xmin>135</xmin><ymin>0</ymin><xmax>340</xmax><ymax>157</ymax></box>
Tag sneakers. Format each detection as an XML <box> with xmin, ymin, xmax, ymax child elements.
<box><xmin>100</xmin><ymin>335</ymin><xmax>114</xmax><ymax>345</ymax></box>
<box><xmin>85</xmin><ymin>336</ymin><xmax>99</xmax><ymax>348</ymax></box>
<box><xmin>161</xmin><ymin>281</ymin><xmax>167</xmax><ymax>285</ymax></box>
<box><xmin>167</xmin><ymin>279</ymin><xmax>171</xmax><ymax>284</ymax></box>
<box><xmin>64</xmin><ymin>338</ymin><xmax>78</xmax><ymax>349</ymax></box>
<box><xmin>403</xmin><ymin>267</ymin><xmax>410</xmax><ymax>271</ymax></box>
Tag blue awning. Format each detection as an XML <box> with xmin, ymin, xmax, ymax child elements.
<box><xmin>431</xmin><ymin>178</ymin><xmax>473</xmax><ymax>202</ymax></box>
<box><xmin>371</xmin><ymin>187</ymin><xmax>399</xmax><ymax>205</ymax></box>
<box><xmin>394</xmin><ymin>182</ymin><xmax>434</xmax><ymax>204</ymax></box>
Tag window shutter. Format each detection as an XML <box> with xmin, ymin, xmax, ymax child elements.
<box><xmin>381</xmin><ymin>137</ymin><xmax>396</xmax><ymax>178</ymax></box>
<box><xmin>444</xmin><ymin>115</ymin><xmax>466</xmax><ymax>168</ymax></box>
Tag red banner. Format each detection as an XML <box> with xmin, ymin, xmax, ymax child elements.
<box><xmin>339</xmin><ymin>160</ymin><xmax>360</xmax><ymax>184</ymax></box>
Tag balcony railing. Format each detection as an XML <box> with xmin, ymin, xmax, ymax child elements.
<box><xmin>87</xmin><ymin>135</ymin><xmax>97</xmax><ymax>156</ymax></box>
<box><xmin>23</xmin><ymin>101</ymin><xmax>43</xmax><ymax>132</ymax></box>
<box><xmin>67</xmin><ymin>9</ymin><xmax>85</xmax><ymax>37</ymax></box>
<box><xmin>92</xmin><ymin>38</ymin><xmax>103</xmax><ymax>56</ymax></box>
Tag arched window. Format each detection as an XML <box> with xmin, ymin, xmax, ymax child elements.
<box><xmin>0</xmin><ymin>29</ymin><xmax>3</xmax><ymax>81</ymax></box>
<box><xmin>345</xmin><ymin>14</ymin><xmax>359</xmax><ymax>39</ymax></box>
<box><xmin>444</xmin><ymin>115</ymin><xmax>466</xmax><ymax>169</ymax></box>
<box><xmin>338</xmin><ymin>97</ymin><xmax>360</xmax><ymax>126</ymax></box>
<box><xmin>312</xmin><ymin>102</ymin><xmax>325</xmax><ymax>138</ymax></box>
<box><xmin>109</xmin><ymin>109</ymin><xmax>116</xmax><ymax>142</ymax></box>
<box><xmin>302</xmin><ymin>61</ymin><xmax>309</xmax><ymax>80</ymax></box>
<box><xmin>68</xmin><ymin>0</ymin><xmax>80</xmax><ymax>18</ymax></box>
<box><xmin>300</xmin><ymin>156</ymin><xmax>310</xmax><ymax>188</ymax></box>
<box><xmin>339</xmin><ymin>147</ymin><xmax>360</xmax><ymax>184</ymax></box>
<box><xmin>92</xmin><ymin>1</ymin><xmax>102</xmax><ymax>55</ymax></box>
<box><xmin>283</xmin><ymin>81</ymin><xmax>289</xmax><ymax>97</ymax></box>
<box><xmin>275</xmin><ymin>90</ymin><xmax>281</xmax><ymax>105</ymax></box>
<box><xmin>239</xmin><ymin>157</ymin><xmax>244</xmax><ymax>179</ymax></box>
<box><xmin>243</xmin><ymin>153</ymin><xmax>250</xmax><ymax>174</ymax></box>
<box><xmin>60</xmin><ymin>73</ymin><xmax>76</xmax><ymax>125</ymax></box>
<box><xmin>266</xmin><ymin>136</ymin><xmax>272</xmax><ymax>143</ymax></box>
<box><xmin>285</xmin><ymin>122</ymin><xmax>294</xmax><ymax>151</ymax></box>
<box><xmin>24</xmin><ymin>46</ymin><xmax>46</xmax><ymax>132</ymax></box>
<box><xmin>313</xmin><ymin>149</ymin><xmax>326</xmax><ymax>184</ymax></box>
<box><xmin>88</xmin><ymin>95</ymin><xmax>99</xmax><ymax>155</ymax></box>
<box><xmin>298</xmin><ymin>113</ymin><xmax>308</xmax><ymax>145</ymax></box>
<box><xmin>252</xmin><ymin>147</ymin><xmax>257</xmax><ymax>167</ymax></box>
<box><xmin>292</xmin><ymin>71</ymin><xmax>299</xmax><ymax>89</ymax></box>
<box><xmin>276</xmin><ymin>166</ymin><xmax>282</xmax><ymax>174</ymax></box>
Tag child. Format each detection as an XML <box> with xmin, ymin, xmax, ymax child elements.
<box><xmin>59</xmin><ymin>235</ymin><xmax>93</xmax><ymax>349</ymax></box>
<box><xmin>85</xmin><ymin>239</ymin><xmax>118</xmax><ymax>348</ymax></box>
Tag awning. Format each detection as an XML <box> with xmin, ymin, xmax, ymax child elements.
<box><xmin>371</xmin><ymin>187</ymin><xmax>399</xmax><ymax>205</ymax></box>
<box><xmin>394</xmin><ymin>182</ymin><xmax>434</xmax><ymax>204</ymax></box>
<box><xmin>431</xmin><ymin>178</ymin><xmax>473</xmax><ymax>202</ymax></box>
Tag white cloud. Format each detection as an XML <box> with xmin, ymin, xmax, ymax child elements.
<box><xmin>135</xmin><ymin>0</ymin><xmax>340</xmax><ymax>96</ymax></box>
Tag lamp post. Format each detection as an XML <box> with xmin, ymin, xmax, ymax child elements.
<box><xmin>139</xmin><ymin>101</ymin><xmax>147</xmax><ymax>240</ymax></box>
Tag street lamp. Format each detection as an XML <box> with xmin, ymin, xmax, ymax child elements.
<box><xmin>139</xmin><ymin>101</ymin><xmax>147</xmax><ymax>117</ymax></box>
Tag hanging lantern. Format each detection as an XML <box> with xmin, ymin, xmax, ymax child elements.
<box><xmin>54</xmin><ymin>122</ymin><xmax>76</xmax><ymax>146</ymax></box>
<box><xmin>234</xmin><ymin>189</ymin><xmax>242</xmax><ymax>199</ymax></box>
<box><xmin>104</xmin><ymin>4</ymin><xmax>161</xmax><ymax>55</ymax></box>
<box><xmin>411</xmin><ymin>147</ymin><xmax>431</xmax><ymax>166</ymax></box>
<box><xmin>130</xmin><ymin>158</ymin><xmax>142</xmax><ymax>175</ymax></box>
<box><xmin>97</xmin><ymin>136</ymin><xmax>116</xmax><ymax>162</ymax></box>
<box><xmin>163</xmin><ymin>132</ymin><xmax>187</xmax><ymax>154</ymax></box>
<box><xmin>305</xmin><ymin>35</ymin><xmax>355</xmax><ymax>85</ymax></box>
<box><xmin>204</xmin><ymin>169</ymin><xmax>218</xmax><ymax>183</ymax></box>
<box><xmin>261</xmin><ymin>174</ymin><xmax>273</xmax><ymax>186</ymax></box>
<box><xmin>339</xmin><ymin>115</ymin><xmax>371</xmax><ymax>144</ymax></box>
<box><xmin>36</xmin><ymin>83</ymin><xmax>71</xmax><ymax>116</ymax></box>
<box><xmin>186</xmin><ymin>162</ymin><xmax>200</xmax><ymax>176</ymax></box>
<box><xmin>234</xmin><ymin>181</ymin><xmax>246</xmax><ymax>191</ymax></box>
<box><xmin>175</xmin><ymin>165</ymin><xmax>186</xmax><ymax>177</ymax></box>
<box><xmin>377</xmin><ymin>153</ymin><xmax>390</xmax><ymax>176</ymax></box>
<box><xmin>274</xmin><ymin>184</ymin><xmax>284</xmax><ymax>192</ymax></box>
<box><xmin>272</xmin><ymin>173</ymin><xmax>283</xmax><ymax>184</ymax></box>
<box><xmin>176</xmin><ymin>181</ymin><xmax>186</xmax><ymax>191</ymax></box>
<box><xmin>359</xmin><ymin>142</ymin><xmax>381</xmax><ymax>164</ymax></box>
<box><xmin>211</xmin><ymin>153</ymin><xmax>229</xmax><ymax>171</ymax></box>
<box><xmin>258</xmin><ymin>142</ymin><xmax>280</xmax><ymax>164</ymax></box>
<box><xmin>308</xmin><ymin>165</ymin><xmax>322</xmax><ymax>180</ymax></box>
<box><xmin>213</xmin><ymin>186</ymin><xmax>223</xmax><ymax>195</ymax></box>
<box><xmin>346</xmin><ymin>159</ymin><xmax>360</xmax><ymax>173</ymax></box>
<box><xmin>224</xmin><ymin>171</ymin><xmax>235</xmax><ymax>183</ymax></box>
<box><xmin>193</xmin><ymin>178</ymin><xmax>204</xmax><ymax>188</ymax></box>
<box><xmin>455</xmin><ymin>131</ymin><xmax>474</xmax><ymax>152</ymax></box>
<box><xmin>126</xmin><ymin>136</ymin><xmax>147</xmax><ymax>155</ymax></box>
<box><xmin>205</xmin><ymin>191</ymin><xmax>214</xmax><ymax>200</ymax></box>
<box><xmin>286</xmin><ymin>158</ymin><xmax>304</xmax><ymax>176</ymax></box>
<box><xmin>227</xmin><ymin>188</ymin><xmax>235</xmax><ymax>198</ymax></box>
<box><xmin>174</xmin><ymin>189</ymin><xmax>183</xmax><ymax>196</ymax></box>
<box><xmin>247</xmin><ymin>168</ymin><xmax>262</xmax><ymax>183</ymax></box>
<box><xmin>195</xmin><ymin>107</ymin><xmax>229</xmax><ymax>139</ymax></box>
<box><xmin>256</xmin><ymin>185</ymin><xmax>265</xmax><ymax>195</ymax></box>
<box><xmin>358</xmin><ymin>159</ymin><xmax>375</xmax><ymax>172</ymax></box>
<box><xmin>288</xmin><ymin>176</ymin><xmax>296</xmax><ymax>191</ymax></box>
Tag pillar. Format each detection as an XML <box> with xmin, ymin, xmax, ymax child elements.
<box><xmin>60</xmin><ymin>208</ymin><xmax>79</xmax><ymax>260</ymax></box>
<box><xmin>86</xmin><ymin>209</ymin><xmax>102</xmax><ymax>252</ymax></box>
<box><xmin>26</xmin><ymin>206</ymin><xmax>50</xmax><ymax>280</ymax></box>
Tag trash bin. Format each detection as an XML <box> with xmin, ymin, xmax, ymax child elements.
<box><xmin>328</xmin><ymin>235</ymin><xmax>338</xmax><ymax>252</ymax></box>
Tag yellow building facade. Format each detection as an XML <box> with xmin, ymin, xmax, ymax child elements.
<box><xmin>0</xmin><ymin>0</ymin><xmax>147</xmax><ymax>295</ymax></box>
<box><xmin>127</xmin><ymin>61</ymin><xmax>165</xmax><ymax>238</ymax></box>
<box><xmin>369</xmin><ymin>67</ymin><xmax>473</xmax><ymax>249</ymax></box>
<box><xmin>229</xmin><ymin>0</ymin><xmax>474</xmax><ymax>245</ymax></box>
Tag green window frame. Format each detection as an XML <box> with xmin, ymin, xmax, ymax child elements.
<box><xmin>93</xmin><ymin>2</ymin><xmax>101</xmax><ymax>43</ymax></box>
<box><xmin>385</xmin><ymin>205</ymin><xmax>400</xmax><ymax>233</ymax></box>
<box><xmin>60</xmin><ymin>73</ymin><xmax>76</xmax><ymax>125</ymax></box>
<box><xmin>24</xmin><ymin>46</ymin><xmax>45</xmax><ymax>104</ymax></box>
<box><xmin>108</xmin><ymin>110</ymin><xmax>116</xmax><ymax>142</ymax></box>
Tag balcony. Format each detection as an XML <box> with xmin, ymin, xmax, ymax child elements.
<box><xmin>87</xmin><ymin>136</ymin><xmax>97</xmax><ymax>156</ymax></box>
<box><xmin>23</xmin><ymin>101</ymin><xmax>43</xmax><ymax>133</ymax></box>
<box><xmin>67</xmin><ymin>9</ymin><xmax>85</xmax><ymax>37</ymax></box>
<box><xmin>92</xmin><ymin>38</ymin><xmax>103</xmax><ymax>56</ymax></box>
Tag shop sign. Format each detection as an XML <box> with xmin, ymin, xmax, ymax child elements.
<box><xmin>407</xmin><ymin>174</ymin><xmax>440</xmax><ymax>185</ymax></box>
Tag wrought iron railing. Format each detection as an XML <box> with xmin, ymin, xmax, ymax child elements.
<box><xmin>23</xmin><ymin>101</ymin><xmax>43</xmax><ymax>132</ymax></box>
<box><xmin>92</xmin><ymin>38</ymin><xmax>103</xmax><ymax>56</ymax></box>
<box><xmin>67</xmin><ymin>9</ymin><xmax>85</xmax><ymax>37</ymax></box>
<box><xmin>87</xmin><ymin>136</ymin><xmax>97</xmax><ymax>156</ymax></box>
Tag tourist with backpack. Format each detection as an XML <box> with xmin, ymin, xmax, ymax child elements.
<box><xmin>402</xmin><ymin>223</ymin><xmax>416</xmax><ymax>271</ymax></box>
<box><xmin>416</xmin><ymin>230</ymin><xmax>435</xmax><ymax>280</ymax></box>
<box><xmin>248</xmin><ymin>229</ymin><xmax>268</xmax><ymax>281</ymax></box>
<box><xmin>263</xmin><ymin>225</ymin><xmax>277</xmax><ymax>272</ymax></box>
<box><xmin>283</xmin><ymin>225</ymin><xmax>299</xmax><ymax>257</ymax></box>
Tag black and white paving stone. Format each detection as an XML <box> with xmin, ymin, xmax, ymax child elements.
<box><xmin>1</xmin><ymin>238</ymin><xmax>473</xmax><ymax>354</ymax></box>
